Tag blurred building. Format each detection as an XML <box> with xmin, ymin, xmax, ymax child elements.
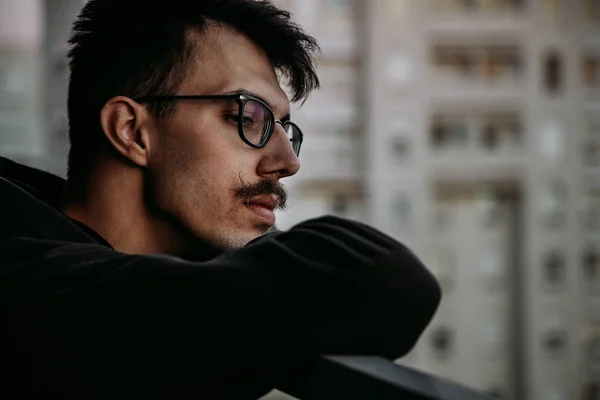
<box><xmin>0</xmin><ymin>1</ymin><xmax>45</xmax><ymax>165</ymax></box>
<box><xmin>274</xmin><ymin>1</ymin><xmax>600</xmax><ymax>399</ymax></box>
<box><xmin>0</xmin><ymin>0</ymin><xmax>81</xmax><ymax>175</ymax></box>
<box><xmin>1</xmin><ymin>0</ymin><xmax>599</xmax><ymax>400</ymax></box>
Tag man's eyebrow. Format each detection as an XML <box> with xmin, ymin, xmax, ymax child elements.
<box><xmin>221</xmin><ymin>88</ymin><xmax>290</xmax><ymax>117</ymax></box>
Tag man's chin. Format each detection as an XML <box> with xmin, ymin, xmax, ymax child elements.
<box><xmin>241</xmin><ymin>224</ymin><xmax>273</xmax><ymax>246</ymax></box>
<box><xmin>208</xmin><ymin>225</ymin><xmax>272</xmax><ymax>250</ymax></box>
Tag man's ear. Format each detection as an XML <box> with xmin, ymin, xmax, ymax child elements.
<box><xmin>100</xmin><ymin>96</ymin><xmax>152</xmax><ymax>167</ymax></box>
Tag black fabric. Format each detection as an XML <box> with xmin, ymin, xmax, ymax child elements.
<box><xmin>67</xmin><ymin>218</ymin><xmax>113</xmax><ymax>248</ymax></box>
<box><xmin>0</xmin><ymin>155</ymin><xmax>441</xmax><ymax>399</ymax></box>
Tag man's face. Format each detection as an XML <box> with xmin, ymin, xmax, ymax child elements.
<box><xmin>145</xmin><ymin>26</ymin><xmax>300</xmax><ymax>250</ymax></box>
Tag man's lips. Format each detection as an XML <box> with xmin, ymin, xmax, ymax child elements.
<box><xmin>246</xmin><ymin>194</ymin><xmax>278</xmax><ymax>210</ymax></box>
<box><xmin>243</xmin><ymin>195</ymin><xmax>278</xmax><ymax>225</ymax></box>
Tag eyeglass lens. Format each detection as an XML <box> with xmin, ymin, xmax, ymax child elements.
<box><xmin>241</xmin><ymin>99</ymin><xmax>271</xmax><ymax>146</ymax></box>
<box><xmin>283</xmin><ymin>122</ymin><xmax>302</xmax><ymax>156</ymax></box>
<box><xmin>242</xmin><ymin>98</ymin><xmax>302</xmax><ymax>155</ymax></box>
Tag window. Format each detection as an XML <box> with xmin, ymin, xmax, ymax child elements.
<box><xmin>543</xmin><ymin>250</ymin><xmax>566</xmax><ymax>288</ymax></box>
<box><xmin>542</xmin><ymin>322</ymin><xmax>568</xmax><ymax>357</ymax></box>
<box><xmin>481</xmin><ymin>123</ymin><xmax>500</xmax><ymax>149</ymax></box>
<box><xmin>584</xmin><ymin>140</ymin><xmax>600</xmax><ymax>167</ymax></box>
<box><xmin>583</xmin><ymin>183</ymin><xmax>600</xmax><ymax>231</ymax></box>
<box><xmin>0</xmin><ymin>63</ymin><xmax>8</xmax><ymax>94</ymax></box>
<box><xmin>430</xmin><ymin>326</ymin><xmax>454</xmax><ymax>359</ymax></box>
<box><xmin>432</xmin><ymin>46</ymin><xmax>476</xmax><ymax>79</ymax></box>
<box><xmin>480</xmin><ymin>112</ymin><xmax>522</xmax><ymax>150</ymax></box>
<box><xmin>488</xmin><ymin>0</ymin><xmax>525</xmax><ymax>12</ymax></box>
<box><xmin>483</xmin><ymin>46</ymin><xmax>523</xmax><ymax>82</ymax></box>
<box><xmin>582</xmin><ymin>325</ymin><xmax>600</xmax><ymax>399</ymax></box>
<box><xmin>389</xmin><ymin>135</ymin><xmax>411</xmax><ymax>163</ymax></box>
<box><xmin>583</xmin><ymin>248</ymin><xmax>599</xmax><ymax>283</ymax></box>
<box><xmin>583</xmin><ymin>54</ymin><xmax>600</xmax><ymax>88</ymax></box>
<box><xmin>588</xmin><ymin>332</ymin><xmax>600</xmax><ymax>365</ymax></box>
<box><xmin>430</xmin><ymin>0</ymin><xmax>470</xmax><ymax>12</ymax></box>
<box><xmin>584</xmin><ymin>118</ymin><xmax>600</xmax><ymax>167</ymax></box>
<box><xmin>432</xmin><ymin>45</ymin><xmax>522</xmax><ymax>84</ymax></box>
<box><xmin>432</xmin><ymin>111</ymin><xmax>522</xmax><ymax>152</ymax></box>
<box><xmin>544</xmin><ymin>51</ymin><xmax>564</xmax><ymax>95</ymax></box>
<box><xmin>330</xmin><ymin>194</ymin><xmax>349</xmax><ymax>216</ymax></box>
<box><xmin>430</xmin><ymin>0</ymin><xmax>525</xmax><ymax>13</ymax></box>
<box><xmin>431</xmin><ymin>114</ymin><xmax>470</xmax><ymax>149</ymax></box>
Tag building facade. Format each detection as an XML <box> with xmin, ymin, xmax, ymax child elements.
<box><xmin>274</xmin><ymin>1</ymin><xmax>600</xmax><ymax>399</ymax></box>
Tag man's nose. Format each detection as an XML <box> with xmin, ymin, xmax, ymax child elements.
<box><xmin>256</xmin><ymin>124</ymin><xmax>301</xmax><ymax>180</ymax></box>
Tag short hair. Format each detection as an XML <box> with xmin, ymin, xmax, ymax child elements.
<box><xmin>65</xmin><ymin>0</ymin><xmax>320</xmax><ymax>195</ymax></box>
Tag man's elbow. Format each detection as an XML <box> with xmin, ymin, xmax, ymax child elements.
<box><xmin>376</xmin><ymin>252</ymin><xmax>443</xmax><ymax>360</ymax></box>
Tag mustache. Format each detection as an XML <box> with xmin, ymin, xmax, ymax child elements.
<box><xmin>234</xmin><ymin>179</ymin><xmax>288</xmax><ymax>211</ymax></box>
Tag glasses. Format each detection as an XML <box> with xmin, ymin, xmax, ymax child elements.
<box><xmin>133</xmin><ymin>93</ymin><xmax>303</xmax><ymax>156</ymax></box>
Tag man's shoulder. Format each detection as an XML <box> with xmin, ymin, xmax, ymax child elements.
<box><xmin>0</xmin><ymin>237</ymin><xmax>109</xmax><ymax>267</ymax></box>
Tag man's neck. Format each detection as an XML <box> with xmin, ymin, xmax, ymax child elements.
<box><xmin>60</xmin><ymin>163</ymin><xmax>186</xmax><ymax>256</ymax></box>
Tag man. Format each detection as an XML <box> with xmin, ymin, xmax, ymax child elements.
<box><xmin>0</xmin><ymin>0</ymin><xmax>441</xmax><ymax>399</ymax></box>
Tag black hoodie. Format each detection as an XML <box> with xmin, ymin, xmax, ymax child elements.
<box><xmin>0</xmin><ymin>156</ymin><xmax>441</xmax><ymax>399</ymax></box>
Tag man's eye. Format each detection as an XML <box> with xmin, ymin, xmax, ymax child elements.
<box><xmin>224</xmin><ymin>114</ymin><xmax>239</xmax><ymax>124</ymax></box>
<box><xmin>224</xmin><ymin>115</ymin><xmax>254</xmax><ymax>125</ymax></box>
<box><xmin>241</xmin><ymin>115</ymin><xmax>255</xmax><ymax>125</ymax></box>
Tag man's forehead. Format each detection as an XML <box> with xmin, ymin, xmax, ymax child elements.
<box><xmin>181</xmin><ymin>25</ymin><xmax>291</xmax><ymax>116</ymax></box>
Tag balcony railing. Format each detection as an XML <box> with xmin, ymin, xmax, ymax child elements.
<box><xmin>299</xmin><ymin>356</ymin><xmax>495</xmax><ymax>399</ymax></box>
<box><xmin>429</xmin><ymin>0</ymin><xmax>526</xmax><ymax>14</ymax></box>
<box><xmin>430</xmin><ymin>45</ymin><xmax>524</xmax><ymax>90</ymax></box>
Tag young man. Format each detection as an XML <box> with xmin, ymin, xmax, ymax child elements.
<box><xmin>0</xmin><ymin>0</ymin><xmax>441</xmax><ymax>398</ymax></box>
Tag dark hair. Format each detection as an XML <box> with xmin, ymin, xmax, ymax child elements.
<box><xmin>65</xmin><ymin>0</ymin><xmax>320</xmax><ymax>196</ymax></box>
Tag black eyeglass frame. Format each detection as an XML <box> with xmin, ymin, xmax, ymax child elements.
<box><xmin>133</xmin><ymin>93</ymin><xmax>303</xmax><ymax>156</ymax></box>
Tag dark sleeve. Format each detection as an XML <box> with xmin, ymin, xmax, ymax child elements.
<box><xmin>0</xmin><ymin>216</ymin><xmax>440</xmax><ymax>399</ymax></box>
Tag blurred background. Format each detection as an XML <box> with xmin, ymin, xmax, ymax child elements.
<box><xmin>0</xmin><ymin>0</ymin><xmax>599</xmax><ymax>399</ymax></box>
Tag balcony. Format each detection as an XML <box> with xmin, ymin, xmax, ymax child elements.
<box><xmin>426</xmin><ymin>0</ymin><xmax>527</xmax><ymax>33</ymax></box>
<box><xmin>429</xmin><ymin>0</ymin><xmax>526</xmax><ymax>14</ymax></box>
<box><xmin>428</xmin><ymin>110</ymin><xmax>525</xmax><ymax>179</ymax></box>
<box><xmin>427</xmin><ymin>0</ymin><xmax>527</xmax><ymax>23</ymax></box>
<box><xmin>429</xmin><ymin>44</ymin><xmax>525</xmax><ymax>97</ymax></box>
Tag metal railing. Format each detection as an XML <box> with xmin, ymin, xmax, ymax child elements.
<box><xmin>300</xmin><ymin>356</ymin><xmax>496</xmax><ymax>400</ymax></box>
